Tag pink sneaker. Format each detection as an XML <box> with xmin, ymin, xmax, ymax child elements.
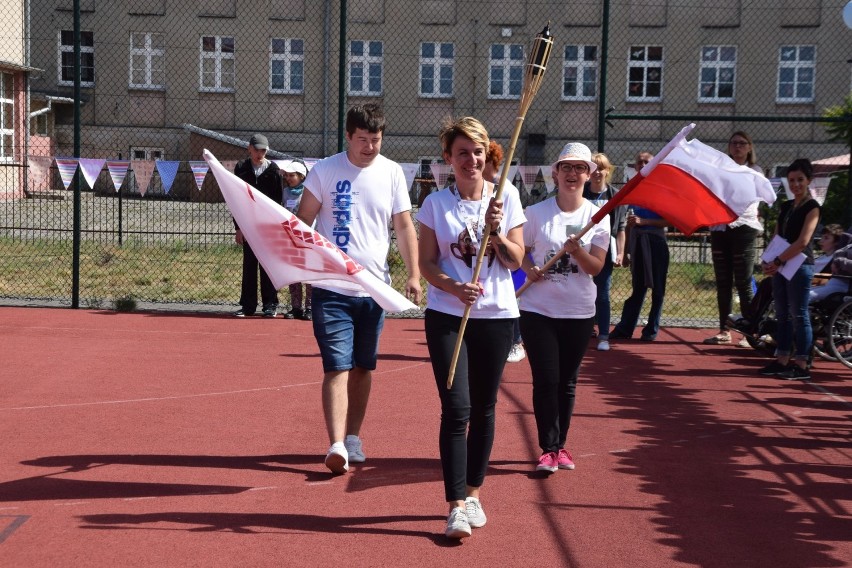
<box><xmin>536</xmin><ymin>452</ymin><xmax>558</xmax><ymax>472</ymax></box>
<box><xmin>557</xmin><ymin>449</ymin><xmax>575</xmax><ymax>470</ymax></box>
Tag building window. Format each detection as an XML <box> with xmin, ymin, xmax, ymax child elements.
<box><xmin>59</xmin><ymin>30</ymin><xmax>94</xmax><ymax>86</ymax></box>
<box><xmin>562</xmin><ymin>45</ymin><xmax>598</xmax><ymax>101</ymax></box>
<box><xmin>270</xmin><ymin>38</ymin><xmax>304</xmax><ymax>94</ymax></box>
<box><xmin>777</xmin><ymin>45</ymin><xmax>815</xmax><ymax>103</ymax></box>
<box><xmin>129</xmin><ymin>32</ymin><xmax>165</xmax><ymax>90</ymax></box>
<box><xmin>131</xmin><ymin>147</ymin><xmax>164</xmax><ymax>160</ymax></box>
<box><xmin>0</xmin><ymin>72</ymin><xmax>13</xmax><ymax>160</ymax></box>
<box><xmin>698</xmin><ymin>46</ymin><xmax>736</xmax><ymax>102</ymax></box>
<box><xmin>489</xmin><ymin>43</ymin><xmax>524</xmax><ymax>99</ymax></box>
<box><xmin>348</xmin><ymin>40</ymin><xmax>383</xmax><ymax>96</ymax></box>
<box><xmin>627</xmin><ymin>45</ymin><xmax>663</xmax><ymax>101</ymax></box>
<box><xmin>200</xmin><ymin>35</ymin><xmax>235</xmax><ymax>93</ymax></box>
<box><xmin>420</xmin><ymin>42</ymin><xmax>454</xmax><ymax>98</ymax></box>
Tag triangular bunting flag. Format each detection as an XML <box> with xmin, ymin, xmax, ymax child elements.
<box><xmin>78</xmin><ymin>158</ymin><xmax>106</xmax><ymax>190</ymax></box>
<box><xmin>303</xmin><ymin>158</ymin><xmax>319</xmax><ymax>171</ymax></box>
<box><xmin>188</xmin><ymin>161</ymin><xmax>209</xmax><ymax>191</ymax></box>
<box><xmin>540</xmin><ymin>165</ymin><xmax>556</xmax><ymax>194</ymax></box>
<box><xmin>506</xmin><ymin>165</ymin><xmax>519</xmax><ymax>187</ymax></box>
<box><xmin>221</xmin><ymin>160</ymin><xmax>238</xmax><ymax>174</ymax></box>
<box><xmin>106</xmin><ymin>160</ymin><xmax>130</xmax><ymax>192</ymax></box>
<box><xmin>54</xmin><ymin>158</ymin><xmax>79</xmax><ymax>190</ymax></box>
<box><xmin>429</xmin><ymin>163</ymin><xmax>453</xmax><ymax>188</ymax></box>
<box><xmin>155</xmin><ymin>160</ymin><xmax>181</xmax><ymax>194</ymax></box>
<box><xmin>27</xmin><ymin>156</ymin><xmax>52</xmax><ymax>190</ymax></box>
<box><xmin>517</xmin><ymin>165</ymin><xmax>541</xmax><ymax>191</ymax></box>
<box><xmin>131</xmin><ymin>160</ymin><xmax>155</xmax><ymax>196</ymax></box>
<box><xmin>399</xmin><ymin>163</ymin><xmax>419</xmax><ymax>194</ymax></box>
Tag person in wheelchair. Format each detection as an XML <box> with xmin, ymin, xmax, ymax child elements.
<box><xmin>810</xmin><ymin>225</ymin><xmax>852</xmax><ymax>305</ymax></box>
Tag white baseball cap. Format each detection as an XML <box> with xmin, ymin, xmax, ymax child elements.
<box><xmin>552</xmin><ymin>142</ymin><xmax>597</xmax><ymax>173</ymax></box>
<box><xmin>282</xmin><ymin>160</ymin><xmax>307</xmax><ymax>177</ymax></box>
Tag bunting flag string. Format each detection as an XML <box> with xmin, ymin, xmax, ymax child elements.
<box><xmin>188</xmin><ymin>161</ymin><xmax>209</xmax><ymax>191</ymax></box>
<box><xmin>429</xmin><ymin>163</ymin><xmax>453</xmax><ymax>188</ymax></box>
<box><xmin>106</xmin><ymin>160</ymin><xmax>130</xmax><ymax>192</ymax></box>
<box><xmin>27</xmin><ymin>156</ymin><xmax>53</xmax><ymax>190</ymax></box>
<box><xmin>54</xmin><ymin>158</ymin><xmax>79</xmax><ymax>190</ymax></box>
<box><xmin>155</xmin><ymin>160</ymin><xmax>181</xmax><ymax>195</ymax></box>
<box><xmin>78</xmin><ymin>158</ymin><xmax>106</xmax><ymax>190</ymax></box>
<box><xmin>131</xmin><ymin>160</ymin><xmax>155</xmax><ymax>196</ymax></box>
<box><xmin>399</xmin><ymin>163</ymin><xmax>419</xmax><ymax>194</ymax></box>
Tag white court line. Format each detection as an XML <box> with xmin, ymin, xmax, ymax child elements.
<box><xmin>0</xmin><ymin>382</ymin><xmax>321</xmax><ymax>412</ymax></box>
<box><xmin>804</xmin><ymin>382</ymin><xmax>852</xmax><ymax>409</ymax></box>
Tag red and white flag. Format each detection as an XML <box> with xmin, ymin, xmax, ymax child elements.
<box><xmin>592</xmin><ymin>124</ymin><xmax>776</xmax><ymax>236</ymax></box>
<box><xmin>204</xmin><ymin>150</ymin><xmax>417</xmax><ymax>313</ymax></box>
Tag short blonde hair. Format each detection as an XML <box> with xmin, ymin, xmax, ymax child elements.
<box><xmin>439</xmin><ymin>116</ymin><xmax>490</xmax><ymax>157</ymax></box>
<box><xmin>592</xmin><ymin>152</ymin><xmax>613</xmax><ymax>184</ymax></box>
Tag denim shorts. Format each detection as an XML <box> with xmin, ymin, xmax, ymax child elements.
<box><xmin>311</xmin><ymin>287</ymin><xmax>386</xmax><ymax>372</ymax></box>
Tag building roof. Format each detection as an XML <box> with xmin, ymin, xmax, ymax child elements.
<box><xmin>182</xmin><ymin>124</ymin><xmax>290</xmax><ymax>159</ymax></box>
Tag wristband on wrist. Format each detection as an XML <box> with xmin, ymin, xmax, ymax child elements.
<box><xmin>773</xmin><ymin>256</ymin><xmax>785</xmax><ymax>267</ymax></box>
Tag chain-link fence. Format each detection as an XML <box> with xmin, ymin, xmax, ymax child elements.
<box><xmin>1</xmin><ymin>0</ymin><xmax>850</xmax><ymax>323</ymax></box>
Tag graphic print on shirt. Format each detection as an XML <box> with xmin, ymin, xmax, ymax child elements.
<box><xmin>543</xmin><ymin>222</ymin><xmax>584</xmax><ymax>278</ymax></box>
<box><xmin>332</xmin><ymin>179</ymin><xmax>355</xmax><ymax>251</ymax></box>
<box><xmin>449</xmin><ymin>224</ymin><xmax>496</xmax><ymax>268</ymax></box>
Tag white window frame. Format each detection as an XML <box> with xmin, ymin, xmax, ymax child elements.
<box><xmin>419</xmin><ymin>42</ymin><xmax>454</xmax><ymax>98</ymax></box>
<box><xmin>129</xmin><ymin>32</ymin><xmax>165</xmax><ymax>90</ymax></box>
<box><xmin>130</xmin><ymin>146</ymin><xmax>164</xmax><ymax>160</ymax></box>
<box><xmin>489</xmin><ymin>43</ymin><xmax>524</xmax><ymax>100</ymax></box>
<box><xmin>199</xmin><ymin>35</ymin><xmax>235</xmax><ymax>93</ymax></box>
<box><xmin>0</xmin><ymin>72</ymin><xmax>13</xmax><ymax>162</ymax></box>
<box><xmin>562</xmin><ymin>44</ymin><xmax>598</xmax><ymax>101</ymax></box>
<box><xmin>269</xmin><ymin>38</ymin><xmax>304</xmax><ymax>95</ymax></box>
<box><xmin>698</xmin><ymin>45</ymin><xmax>736</xmax><ymax>103</ymax></box>
<box><xmin>58</xmin><ymin>30</ymin><xmax>95</xmax><ymax>87</ymax></box>
<box><xmin>348</xmin><ymin>40</ymin><xmax>383</xmax><ymax>96</ymax></box>
<box><xmin>626</xmin><ymin>45</ymin><xmax>663</xmax><ymax>102</ymax></box>
<box><xmin>776</xmin><ymin>45</ymin><xmax>816</xmax><ymax>103</ymax></box>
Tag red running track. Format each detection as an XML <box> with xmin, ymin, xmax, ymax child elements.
<box><xmin>0</xmin><ymin>307</ymin><xmax>850</xmax><ymax>567</ymax></box>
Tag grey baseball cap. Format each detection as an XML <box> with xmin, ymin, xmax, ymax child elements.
<box><xmin>249</xmin><ymin>134</ymin><xmax>269</xmax><ymax>150</ymax></box>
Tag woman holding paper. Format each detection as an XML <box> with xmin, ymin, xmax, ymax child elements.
<box><xmin>518</xmin><ymin>142</ymin><xmax>610</xmax><ymax>472</ymax></box>
<box><xmin>759</xmin><ymin>158</ymin><xmax>821</xmax><ymax>380</ymax></box>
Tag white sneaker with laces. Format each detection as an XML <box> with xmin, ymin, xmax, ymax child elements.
<box><xmin>464</xmin><ymin>497</ymin><xmax>487</xmax><ymax>528</ymax></box>
<box><xmin>506</xmin><ymin>343</ymin><xmax>526</xmax><ymax>363</ymax></box>
<box><xmin>597</xmin><ymin>339</ymin><xmax>611</xmax><ymax>351</ymax></box>
<box><xmin>324</xmin><ymin>442</ymin><xmax>349</xmax><ymax>474</ymax></box>
<box><xmin>445</xmin><ymin>507</ymin><xmax>472</xmax><ymax>539</ymax></box>
<box><xmin>344</xmin><ymin>435</ymin><xmax>366</xmax><ymax>463</ymax></box>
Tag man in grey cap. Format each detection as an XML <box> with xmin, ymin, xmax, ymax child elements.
<box><xmin>232</xmin><ymin>133</ymin><xmax>283</xmax><ymax>317</ymax></box>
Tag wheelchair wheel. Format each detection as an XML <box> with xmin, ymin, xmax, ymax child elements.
<box><xmin>810</xmin><ymin>305</ymin><xmax>837</xmax><ymax>362</ymax></box>
<box><xmin>827</xmin><ymin>298</ymin><xmax>852</xmax><ymax>369</ymax></box>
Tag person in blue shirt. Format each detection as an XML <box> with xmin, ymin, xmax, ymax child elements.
<box><xmin>609</xmin><ymin>152</ymin><xmax>670</xmax><ymax>342</ymax></box>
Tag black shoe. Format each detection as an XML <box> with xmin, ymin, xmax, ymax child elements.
<box><xmin>758</xmin><ymin>360</ymin><xmax>789</xmax><ymax>376</ymax></box>
<box><xmin>234</xmin><ymin>309</ymin><xmax>255</xmax><ymax>318</ymax></box>
<box><xmin>301</xmin><ymin>308</ymin><xmax>312</xmax><ymax>321</ymax></box>
<box><xmin>609</xmin><ymin>330</ymin><xmax>631</xmax><ymax>340</ymax></box>
<box><xmin>282</xmin><ymin>309</ymin><xmax>297</xmax><ymax>319</ymax></box>
<box><xmin>777</xmin><ymin>365</ymin><xmax>810</xmax><ymax>381</ymax></box>
<box><xmin>262</xmin><ymin>305</ymin><xmax>278</xmax><ymax>318</ymax></box>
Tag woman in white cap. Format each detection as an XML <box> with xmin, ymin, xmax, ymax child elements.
<box><xmin>280</xmin><ymin>159</ymin><xmax>313</xmax><ymax>320</ymax></box>
<box><xmin>518</xmin><ymin>142</ymin><xmax>610</xmax><ymax>473</ymax></box>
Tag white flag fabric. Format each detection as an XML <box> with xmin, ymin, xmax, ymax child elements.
<box><xmin>204</xmin><ymin>150</ymin><xmax>417</xmax><ymax>313</ymax></box>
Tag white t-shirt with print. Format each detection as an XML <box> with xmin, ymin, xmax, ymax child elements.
<box><xmin>304</xmin><ymin>151</ymin><xmax>411</xmax><ymax>296</ymax></box>
<box><xmin>519</xmin><ymin>198</ymin><xmax>610</xmax><ymax>319</ymax></box>
<box><xmin>416</xmin><ymin>182</ymin><xmax>526</xmax><ymax>318</ymax></box>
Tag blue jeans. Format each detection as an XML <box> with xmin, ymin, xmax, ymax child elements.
<box><xmin>593</xmin><ymin>253</ymin><xmax>614</xmax><ymax>338</ymax></box>
<box><xmin>311</xmin><ymin>288</ymin><xmax>385</xmax><ymax>372</ymax></box>
<box><xmin>772</xmin><ymin>263</ymin><xmax>814</xmax><ymax>362</ymax></box>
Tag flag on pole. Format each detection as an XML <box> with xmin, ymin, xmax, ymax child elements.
<box><xmin>591</xmin><ymin>124</ymin><xmax>776</xmax><ymax>236</ymax></box>
<box><xmin>204</xmin><ymin>149</ymin><xmax>417</xmax><ymax>313</ymax></box>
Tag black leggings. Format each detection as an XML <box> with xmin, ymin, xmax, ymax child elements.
<box><xmin>519</xmin><ymin>311</ymin><xmax>594</xmax><ymax>453</ymax></box>
<box><xmin>710</xmin><ymin>226</ymin><xmax>758</xmax><ymax>331</ymax></box>
<box><xmin>424</xmin><ymin>309</ymin><xmax>513</xmax><ymax>502</ymax></box>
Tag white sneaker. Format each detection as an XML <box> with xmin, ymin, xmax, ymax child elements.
<box><xmin>344</xmin><ymin>435</ymin><xmax>366</xmax><ymax>463</ymax></box>
<box><xmin>506</xmin><ymin>343</ymin><xmax>526</xmax><ymax>363</ymax></box>
<box><xmin>464</xmin><ymin>497</ymin><xmax>487</xmax><ymax>528</ymax></box>
<box><xmin>324</xmin><ymin>442</ymin><xmax>349</xmax><ymax>474</ymax></box>
<box><xmin>597</xmin><ymin>340</ymin><xmax>611</xmax><ymax>351</ymax></box>
<box><xmin>445</xmin><ymin>507</ymin><xmax>472</xmax><ymax>539</ymax></box>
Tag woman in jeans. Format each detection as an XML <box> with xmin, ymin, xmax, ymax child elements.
<box><xmin>759</xmin><ymin>158</ymin><xmax>821</xmax><ymax>380</ymax></box>
<box><xmin>704</xmin><ymin>131</ymin><xmax>764</xmax><ymax>345</ymax></box>
<box><xmin>518</xmin><ymin>142</ymin><xmax>610</xmax><ymax>472</ymax></box>
<box><xmin>417</xmin><ymin>117</ymin><xmax>526</xmax><ymax>539</ymax></box>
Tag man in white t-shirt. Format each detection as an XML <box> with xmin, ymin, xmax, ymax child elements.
<box><xmin>297</xmin><ymin>103</ymin><xmax>422</xmax><ymax>474</ymax></box>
